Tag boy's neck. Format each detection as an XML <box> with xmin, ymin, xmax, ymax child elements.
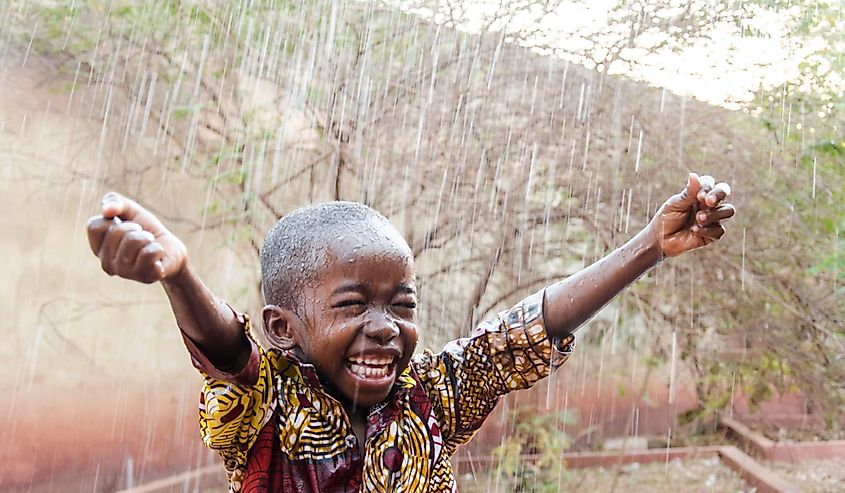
<box><xmin>283</xmin><ymin>348</ymin><xmax>380</xmax><ymax>443</ymax></box>
<box><xmin>343</xmin><ymin>402</ymin><xmax>368</xmax><ymax>445</ymax></box>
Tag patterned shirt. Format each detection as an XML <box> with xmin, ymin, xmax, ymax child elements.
<box><xmin>182</xmin><ymin>290</ymin><xmax>575</xmax><ymax>492</ymax></box>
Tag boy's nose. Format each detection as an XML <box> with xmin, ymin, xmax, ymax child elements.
<box><xmin>364</xmin><ymin>310</ymin><xmax>400</xmax><ymax>342</ymax></box>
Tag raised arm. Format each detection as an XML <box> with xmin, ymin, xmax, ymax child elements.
<box><xmin>86</xmin><ymin>192</ymin><xmax>251</xmax><ymax>372</ymax></box>
<box><xmin>544</xmin><ymin>173</ymin><xmax>734</xmax><ymax>340</ymax></box>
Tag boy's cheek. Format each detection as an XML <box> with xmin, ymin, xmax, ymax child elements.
<box><xmin>401</xmin><ymin>323</ymin><xmax>419</xmax><ymax>349</ymax></box>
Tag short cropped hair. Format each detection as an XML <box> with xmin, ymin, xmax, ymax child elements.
<box><xmin>260</xmin><ymin>201</ymin><xmax>410</xmax><ymax>311</ymax></box>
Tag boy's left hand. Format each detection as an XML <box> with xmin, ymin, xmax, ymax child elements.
<box><xmin>650</xmin><ymin>173</ymin><xmax>735</xmax><ymax>257</ymax></box>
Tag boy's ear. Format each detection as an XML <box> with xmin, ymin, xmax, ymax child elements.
<box><xmin>262</xmin><ymin>305</ymin><xmax>302</xmax><ymax>351</ymax></box>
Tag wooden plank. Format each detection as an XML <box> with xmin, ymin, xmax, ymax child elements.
<box><xmin>719</xmin><ymin>412</ymin><xmax>845</xmax><ymax>461</ymax></box>
<box><xmin>718</xmin><ymin>445</ymin><xmax>804</xmax><ymax>493</ymax></box>
<box><xmin>767</xmin><ymin>440</ymin><xmax>845</xmax><ymax>461</ymax></box>
<box><xmin>719</xmin><ymin>413</ymin><xmax>775</xmax><ymax>456</ymax></box>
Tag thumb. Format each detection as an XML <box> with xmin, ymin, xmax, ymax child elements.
<box><xmin>154</xmin><ymin>259</ymin><xmax>167</xmax><ymax>279</ymax></box>
<box><xmin>157</xmin><ymin>252</ymin><xmax>189</xmax><ymax>281</ymax></box>
<box><xmin>101</xmin><ymin>192</ymin><xmax>129</xmax><ymax>219</ymax></box>
<box><xmin>100</xmin><ymin>192</ymin><xmax>166</xmax><ymax>234</ymax></box>
<box><xmin>673</xmin><ymin>172</ymin><xmax>702</xmax><ymax>209</ymax></box>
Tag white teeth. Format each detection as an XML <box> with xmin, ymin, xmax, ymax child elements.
<box><xmin>346</xmin><ymin>355</ymin><xmax>398</xmax><ymax>379</ymax></box>
<box><xmin>348</xmin><ymin>362</ymin><xmax>393</xmax><ymax>379</ymax></box>
<box><xmin>348</xmin><ymin>355</ymin><xmax>395</xmax><ymax>366</ymax></box>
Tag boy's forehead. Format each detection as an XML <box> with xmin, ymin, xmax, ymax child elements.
<box><xmin>305</xmin><ymin>233</ymin><xmax>412</xmax><ymax>285</ymax></box>
<box><xmin>327</xmin><ymin>221</ymin><xmax>412</xmax><ymax>258</ymax></box>
<box><xmin>325</xmin><ymin>234</ymin><xmax>414</xmax><ymax>268</ymax></box>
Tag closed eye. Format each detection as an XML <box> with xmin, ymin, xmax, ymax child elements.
<box><xmin>333</xmin><ymin>299</ymin><xmax>365</xmax><ymax>308</ymax></box>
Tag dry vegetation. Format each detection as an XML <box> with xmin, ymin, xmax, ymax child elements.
<box><xmin>6</xmin><ymin>0</ymin><xmax>844</xmax><ymax>441</ymax></box>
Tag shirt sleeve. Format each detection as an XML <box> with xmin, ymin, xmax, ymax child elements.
<box><xmin>412</xmin><ymin>289</ymin><xmax>575</xmax><ymax>450</ymax></box>
<box><xmin>180</xmin><ymin>312</ymin><xmax>275</xmax><ymax>483</ymax></box>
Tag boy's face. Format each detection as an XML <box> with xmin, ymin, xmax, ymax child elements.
<box><xmin>291</xmin><ymin>235</ymin><xmax>419</xmax><ymax>409</ymax></box>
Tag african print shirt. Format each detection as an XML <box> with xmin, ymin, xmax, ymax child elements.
<box><xmin>182</xmin><ymin>289</ymin><xmax>575</xmax><ymax>493</ymax></box>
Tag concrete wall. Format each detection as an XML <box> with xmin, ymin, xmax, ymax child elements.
<box><xmin>0</xmin><ymin>62</ymin><xmax>262</xmax><ymax>491</ymax></box>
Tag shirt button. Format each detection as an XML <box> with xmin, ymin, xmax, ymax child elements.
<box><xmin>345</xmin><ymin>435</ymin><xmax>357</xmax><ymax>449</ymax></box>
<box><xmin>383</xmin><ymin>446</ymin><xmax>403</xmax><ymax>473</ymax></box>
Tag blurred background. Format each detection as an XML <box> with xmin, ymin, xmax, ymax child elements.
<box><xmin>1</xmin><ymin>1</ymin><xmax>843</xmax><ymax>491</ymax></box>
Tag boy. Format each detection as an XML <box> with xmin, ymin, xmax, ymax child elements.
<box><xmin>86</xmin><ymin>173</ymin><xmax>733</xmax><ymax>492</ymax></box>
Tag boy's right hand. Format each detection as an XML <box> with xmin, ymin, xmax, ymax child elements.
<box><xmin>87</xmin><ymin>193</ymin><xmax>188</xmax><ymax>284</ymax></box>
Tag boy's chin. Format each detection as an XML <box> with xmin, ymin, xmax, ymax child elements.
<box><xmin>341</xmin><ymin>364</ymin><xmax>398</xmax><ymax>408</ymax></box>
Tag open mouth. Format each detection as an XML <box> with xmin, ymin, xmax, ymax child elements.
<box><xmin>346</xmin><ymin>355</ymin><xmax>397</xmax><ymax>381</ymax></box>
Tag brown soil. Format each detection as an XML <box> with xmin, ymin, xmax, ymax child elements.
<box><xmin>457</xmin><ymin>457</ymin><xmax>750</xmax><ymax>493</ymax></box>
<box><xmin>765</xmin><ymin>459</ymin><xmax>845</xmax><ymax>493</ymax></box>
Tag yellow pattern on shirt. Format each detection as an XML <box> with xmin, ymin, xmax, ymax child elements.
<box><xmin>196</xmin><ymin>290</ymin><xmax>574</xmax><ymax>492</ymax></box>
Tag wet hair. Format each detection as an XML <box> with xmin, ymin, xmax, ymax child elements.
<box><xmin>260</xmin><ymin>201</ymin><xmax>411</xmax><ymax>312</ymax></box>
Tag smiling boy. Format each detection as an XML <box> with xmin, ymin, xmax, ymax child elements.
<box><xmin>86</xmin><ymin>173</ymin><xmax>733</xmax><ymax>492</ymax></box>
